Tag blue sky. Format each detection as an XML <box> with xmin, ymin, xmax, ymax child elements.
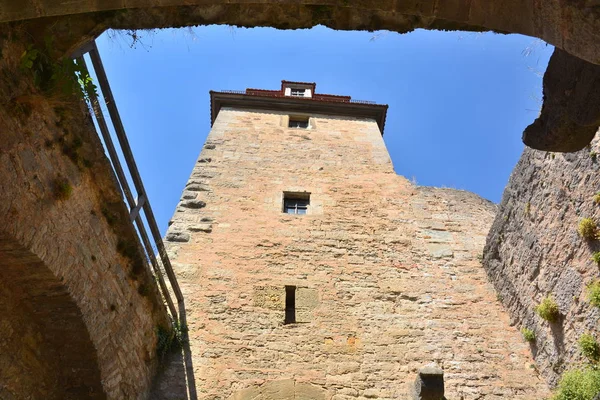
<box><xmin>94</xmin><ymin>25</ymin><xmax>553</xmax><ymax>234</ymax></box>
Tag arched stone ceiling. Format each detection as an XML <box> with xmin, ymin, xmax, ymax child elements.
<box><xmin>2</xmin><ymin>1</ymin><xmax>600</xmax><ymax>152</ymax></box>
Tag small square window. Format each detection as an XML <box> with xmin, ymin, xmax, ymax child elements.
<box><xmin>289</xmin><ymin>116</ymin><xmax>309</xmax><ymax>129</ymax></box>
<box><xmin>283</xmin><ymin>192</ymin><xmax>310</xmax><ymax>215</ymax></box>
<box><xmin>290</xmin><ymin>88</ymin><xmax>305</xmax><ymax>97</ymax></box>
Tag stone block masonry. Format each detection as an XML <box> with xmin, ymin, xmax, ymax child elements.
<box><xmin>156</xmin><ymin>106</ymin><xmax>550</xmax><ymax>399</ymax></box>
<box><xmin>484</xmin><ymin>132</ymin><xmax>600</xmax><ymax>387</ymax></box>
<box><xmin>0</xmin><ymin>38</ymin><xmax>170</xmax><ymax>399</ymax></box>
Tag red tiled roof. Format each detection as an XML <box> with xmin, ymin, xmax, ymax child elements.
<box><xmin>246</xmin><ymin>81</ymin><xmax>354</xmax><ymax>103</ymax></box>
<box><xmin>209</xmin><ymin>81</ymin><xmax>388</xmax><ymax>134</ymax></box>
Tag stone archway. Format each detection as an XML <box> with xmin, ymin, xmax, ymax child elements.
<box><xmin>0</xmin><ymin>232</ymin><xmax>105</xmax><ymax>399</ymax></box>
<box><xmin>228</xmin><ymin>379</ymin><xmax>329</xmax><ymax>400</ymax></box>
<box><xmin>3</xmin><ymin>1</ymin><xmax>599</xmax><ymax>64</ymax></box>
<box><xmin>3</xmin><ymin>1</ymin><xmax>600</xmax><ymax>152</ymax></box>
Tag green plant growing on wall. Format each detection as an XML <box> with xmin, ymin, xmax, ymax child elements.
<box><xmin>521</xmin><ymin>327</ymin><xmax>536</xmax><ymax>342</ymax></box>
<box><xmin>19</xmin><ymin>44</ymin><xmax>39</xmax><ymax>70</ymax></box>
<box><xmin>156</xmin><ymin>325</ymin><xmax>172</xmax><ymax>359</ymax></box>
<box><xmin>594</xmin><ymin>192</ymin><xmax>600</xmax><ymax>205</ymax></box>
<box><xmin>53</xmin><ymin>177</ymin><xmax>72</xmax><ymax>200</ymax></box>
<box><xmin>552</xmin><ymin>366</ymin><xmax>600</xmax><ymax>400</ymax></box>
<box><xmin>156</xmin><ymin>319</ymin><xmax>188</xmax><ymax>359</ymax></box>
<box><xmin>19</xmin><ymin>37</ymin><xmax>97</xmax><ymax>102</ymax></box>
<box><xmin>535</xmin><ymin>296</ymin><xmax>560</xmax><ymax>322</ymax></box>
<box><xmin>137</xmin><ymin>282</ymin><xmax>150</xmax><ymax>297</ymax></box>
<box><xmin>101</xmin><ymin>206</ymin><xmax>118</xmax><ymax>226</ymax></box>
<box><xmin>591</xmin><ymin>253</ymin><xmax>600</xmax><ymax>265</ymax></box>
<box><xmin>578</xmin><ymin>218</ymin><xmax>598</xmax><ymax>239</ymax></box>
<box><xmin>579</xmin><ymin>333</ymin><xmax>600</xmax><ymax>362</ymax></box>
<box><xmin>587</xmin><ymin>281</ymin><xmax>600</xmax><ymax>308</ymax></box>
<box><xmin>117</xmin><ymin>239</ymin><xmax>145</xmax><ymax>277</ymax></box>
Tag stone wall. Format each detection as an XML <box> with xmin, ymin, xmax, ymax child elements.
<box><xmin>484</xmin><ymin>131</ymin><xmax>600</xmax><ymax>387</ymax></box>
<box><xmin>0</xmin><ymin>270</ymin><xmax>63</xmax><ymax>399</ymax></box>
<box><xmin>155</xmin><ymin>107</ymin><xmax>550</xmax><ymax>399</ymax></box>
<box><xmin>0</xmin><ymin>37</ymin><xmax>170</xmax><ymax>399</ymax></box>
<box><xmin>3</xmin><ymin>0</ymin><xmax>600</xmax><ymax>67</ymax></box>
<box><xmin>5</xmin><ymin>0</ymin><xmax>600</xmax><ymax>154</ymax></box>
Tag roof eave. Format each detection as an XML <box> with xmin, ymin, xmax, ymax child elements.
<box><xmin>210</xmin><ymin>91</ymin><xmax>389</xmax><ymax>136</ymax></box>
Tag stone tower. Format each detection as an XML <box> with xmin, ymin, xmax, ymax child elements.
<box><xmin>158</xmin><ymin>82</ymin><xmax>550</xmax><ymax>399</ymax></box>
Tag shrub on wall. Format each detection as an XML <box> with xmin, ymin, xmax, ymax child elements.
<box><xmin>53</xmin><ymin>177</ymin><xmax>72</xmax><ymax>200</ymax></box>
<box><xmin>535</xmin><ymin>296</ymin><xmax>560</xmax><ymax>322</ymax></box>
<box><xmin>587</xmin><ymin>281</ymin><xmax>600</xmax><ymax>308</ymax></box>
<box><xmin>579</xmin><ymin>333</ymin><xmax>600</xmax><ymax>363</ymax></box>
<box><xmin>552</xmin><ymin>367</ymin><xmax>600</xmax><ymax>400</ymax></box>
<box><xmin>591</xmin><ymin>252</ymin><xmax>600</xmax><ymax>264</ymax></box>
<box><xmin>521</xmin><ymin>327</ymin><xmax>536</xmax><ymax>342</ymax></box>
<box><xmin>578</xmin><ymin>218</ymin><xmax>598</xmax><ymax>239</ymax></box>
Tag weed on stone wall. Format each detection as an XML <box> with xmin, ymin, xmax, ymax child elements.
<box><xmin>535</xmin><ymin>296</ymin><xmax>560</xmax><ymax>322</ymax></box>
<box><xmin>116</xmin><ymin>239</ymin><xmax>145</xmax><ymax>277</ymax></box>
<box><xmin>101</xmin><ymin>206</ymin><xmax>118</xmax><ymax>226</ymax></box>
<box><xmin>156</xmin><ymin>319</ymin><xmax>188</xmax><ymax>360</ymax></box>
<box><xmin>579</xmin><ymin>333</ymin><xmax>600</xmax><ymax>363</ymax></box>
<box><xmin>137</xmin><ymin>282</ymin><xmax>150</xmax><ymax>297</ymax></box>
<box><xmin>19</xmin><ymin>37</ymin><xmax>97</xmax><ymax>103</ymax></box>
<box><xmin>594</xmin><ymin>192</ymin><xmax>600</xmax><ymax>205</ymax></box>
<box><xmin>587</xmin><ymin>281</ymin><xmax>600</xmax><ymax>308</ymax></box>
<box><xmin>521</xmin><ymin>327</ymin><xmax>536</xmax><ymax>342</ymax></box>
<box><xmin>578</xmin><ymin>218</ymin><xmax>598</xmax><ymax>239</ymax></box>
<box><xmin>553</xmin><ymin>366</ymin><xmax>600</xmax><ymax>400</ymax></box>
<box><xmin>53</xmin><ymin>177</ymin><xmax>72</xmax><ymax>200</ymax></box>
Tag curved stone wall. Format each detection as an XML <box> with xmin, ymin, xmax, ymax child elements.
<box><xmin>0</xmin><ymin>36</ymin><xmax>170</xmax><ymax>399</ymax></box>
<box><xmin>4</xmin><ymin>1</ymin><xmax>600</xmax><ymax>152</ymax></box>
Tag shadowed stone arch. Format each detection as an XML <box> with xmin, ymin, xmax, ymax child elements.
<box><xmin>3</xmin><ymin>1</ymin><xmax>599</xmax><ymax>63</ymax></box>
<box><xmin>3</xmin><ymin>1</ymin><xmax>600</xmax><ymax>153</ymax></box>
<box><xmin>0</xmin><ymin>232</ymin><xmax>105</xmax><ymax>399</ymax></box>
<box><xmin>228</xmin><ymin>379</ymin><xmax>329</xmax><ymax>400</ymax></box>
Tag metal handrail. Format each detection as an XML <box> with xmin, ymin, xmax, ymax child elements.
<box><xmin>77</xmin><ymin>41</ymin><xmax>183</xmax><ymax>321</ymax></box>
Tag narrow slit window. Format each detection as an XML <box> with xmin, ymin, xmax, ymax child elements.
<box><xmin>284</xmin><ymin>286</ymin><xmax>296</xmax><ymax>324</ymax></box>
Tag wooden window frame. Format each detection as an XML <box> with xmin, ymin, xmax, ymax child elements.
<box><xmin>283</xmin><ymin>192</ymin><xmax>310</xmax><ymax>215</ymax></box>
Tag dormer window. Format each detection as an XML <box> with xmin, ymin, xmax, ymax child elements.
<box><xmin>283</xmin><ymin>83</ymin><xmax>312</xmax><ymax>98</ymax></box>
<box><xmin>290</xmin><ymin>88</ymin><xmax>306</xmax><ymax>97</ymax></box>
